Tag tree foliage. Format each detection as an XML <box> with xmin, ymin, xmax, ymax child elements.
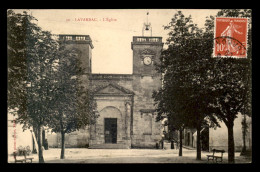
<box><xmin>47</xmin><ymin>48</ymin><xmax>97</xmax><ymax>134</ymax></box>
<box><xmin>46</xmin><ymin>47</ymin><xmax>98</xmax><ymax>159</ymax></box>
<box><xmin>153</xmin><ymin>10</ymin><xmax>251</xmax><ymax>163</ymax></box>
<box><xmin>7</xmin><ymin>10</ymin><xmax>97</xmax><ymax>162</ymax></box>
<box><xmin>153</xmin><ymin>11</ymin><xmax>219</xmax><ymax>159</ymax></box>
<box><xmin>204</xmin><ymin>9</ymin><xmax>252</xmax><ymax>163</ymax></box>
<box><xmin>8</xmin><ymin>10</ymin><xmax>59</xmax><ymax>128</ymax></box>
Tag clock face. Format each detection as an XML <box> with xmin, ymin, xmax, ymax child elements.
<box><xmin>143</xmin><ymin>56</ymin><xmax>152</xmax><ymax>65</ymax></box>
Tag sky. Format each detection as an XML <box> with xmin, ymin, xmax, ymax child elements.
<box><xmin>14</xmin><ymin>9</ymin><xmax>219</xmax><ymax>74</ymax></box>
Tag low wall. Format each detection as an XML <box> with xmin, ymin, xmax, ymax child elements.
<box><xmin>47</xmin><ymin>127</ymin><xmax>90</xmax><ymax>148</ymax></box>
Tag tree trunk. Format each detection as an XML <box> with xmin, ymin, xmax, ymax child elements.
<box><xmin>242</xmin><ymin>131</ymin><xmax>246</xmax><ymax>152</ymax></box>
<box><xmin>59</xmin><ymin>112</ymin><xmax>65</xmax><ymax>159</ymax></box>
<box><xmin>228</xmin><ymin>124</ymin><xmax>235</xmax><ymax>163</ymax></box>
<box><xmin>241</xmin><ymin>115</ymin><xmax>247</xmax><ymax>155</ymax></box>
<box><xmin>60</xmin><ymin>131</ymin><xmax>65</xmax><ymax>159</ymax></box>
<box><xmin>32</xmin><ymin>127</ymin><xmax>37</xmax><ymax>153</ymax></box>
<box><xmin>42</xmin><ymin>129</ymin><xmax>46</xmax><ymax>148</ymax></box>
<box><xmin>179</xmin><ymin>129</ymin><xmax>182</xmax><ymax>156</ymax></box>
<box><xmin>37</xmin><ymin>125</ymin><xmax>44</xmax><ymax>163</ymax></box>
<box><xmin>196</xmin><ymin>125</ymin><xmax>201</xmax><ymax>160</ymax></box>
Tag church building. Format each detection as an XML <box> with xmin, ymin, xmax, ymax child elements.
<box><xmin>46</xmin><ymin>20</ymin><xmax>165</xmax><ymax>149</ymax></box>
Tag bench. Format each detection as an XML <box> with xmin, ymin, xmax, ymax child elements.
<box><xmin>13</xmin><ymin>151</ymin><xmax>34</xmax><ymax>163</ymax></box>
<box><xmin>23</xmin><ymin>151</ymin><xmax>34</xmax><ymax>163</ymax></box>
<box><xmin>207</xmin><ymin>149</ymin><xmax>225</xmax><ymax>163</ymax></box>
<box><xmin>13</xmin><ymin>152</ymin><xmax>26</xmax><ymax>163</ymax></box>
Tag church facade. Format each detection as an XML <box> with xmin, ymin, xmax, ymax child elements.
<box><xmin>46</xmin><ymin>32</ymin><xmax>165</xmax><ymax>149</ymax></box>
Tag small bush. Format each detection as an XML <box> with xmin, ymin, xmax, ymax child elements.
<box><xmin>17</xmin><ymin>145</ymin><xmax>31</xmax><ymax>155</ymax></box>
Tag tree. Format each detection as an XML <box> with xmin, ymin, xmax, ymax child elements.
<box><xmin>7</xmin><ymin>10</ymin><xmax>60</xmax><ymax>163</ymax></box>
<box><xmin>46</xmin><ymin>47</ymin><xmax>98</xmax><ymax>159</ymax></box>
<box><xmin>153</xmin><ymin>11</ymin><xmax>219</xmax><ymax>160</ymax></box>
<box><xmin>153</xmin><ymin>83</ymin><xmax>187</xmax><ymax>157</ymax></box>
<box><xmin>203</xmin><ymin>9</ymin><xmax>252</xmax><ymax>163</ymax></box>
<box><xmin>241</xmin><ymin>114</ymin><xmax>249</xmax><ymax>155</ymax></box>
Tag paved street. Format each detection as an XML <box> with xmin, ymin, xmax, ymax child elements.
<box><xmin>8</xmin><ymin>147</ymin><xmax>251</xmax><ymax>163</ymax></box>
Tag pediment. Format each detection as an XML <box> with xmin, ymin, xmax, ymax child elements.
<box><xmin>95</xmin><ymin>83</ymin><xmax>134</xmax><ymax>95</ymax></box>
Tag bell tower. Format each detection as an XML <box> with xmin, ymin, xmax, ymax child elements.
<box><xmin>58</xmin><ymin>34</ymin><xmax>94</xmax><ymax>74</ymax></box>
<box><xmin>130</xmin><ymin>12</ymin><xmax>164</xmax><ymax>148</ymax></box>
<box><xmin>58</xmin><ymin>34</ymin><xmax>94</xmax><ymax>89</ymax></box>
<box><xmin>131</xmin><ymin>12</ymin><xmax>163</xmax><ymax>77</ymax></box>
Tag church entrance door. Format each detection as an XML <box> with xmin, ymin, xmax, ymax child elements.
<box><xmin>104</xmin><ymin>118</ymin><xmax>117</xmax><ymax>144</ymax></box>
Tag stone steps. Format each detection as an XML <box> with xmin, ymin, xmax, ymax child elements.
<box><xmin>88</xmin><ymin>144</ymin><xmax>130</xmax><ymax>149</ymax></box>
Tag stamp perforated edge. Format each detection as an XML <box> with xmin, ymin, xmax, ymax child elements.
<box><xmin>212</xmin><ymin>16</ymin><xmax>250</xmax><ymax>58</ymax></box>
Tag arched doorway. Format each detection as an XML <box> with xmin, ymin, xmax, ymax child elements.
<box><xmin>99</xmin><ymin>106</ymin><xmax>122</xmax><ymax>144</ymax></box>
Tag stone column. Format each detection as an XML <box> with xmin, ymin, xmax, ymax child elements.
<box><xmin>125</xmin><ymin>102</ymin><xmax>131</xmax><ymax>140</ymax></box>
<box><xmin>90</xmin><ymin>111</ymin><xmax>98</xmax><ymax>145</ymax></box>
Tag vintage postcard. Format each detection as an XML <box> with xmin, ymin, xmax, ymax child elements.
<box><xmin>7</xmin><ymin>9</ymin><xmax>252</xmax><ymax>164</ymax></box>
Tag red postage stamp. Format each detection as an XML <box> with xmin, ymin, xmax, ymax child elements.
<box><xmin>214</xmin><ymin>17</ymin><xmax>248</xmax><ymax>58</ymax></box>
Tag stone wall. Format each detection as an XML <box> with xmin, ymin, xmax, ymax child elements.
<box><xmin>46</xmin><ymin>127</ymin><xmax>90</xmax><ymax>148</ymax></box>
<box><xmin>131</xmin><ymin>76</ymin><xmax>162</xmax><ymax>148</ymax></box>
<box><xmin>90</xmin><ymin>74</ymin><xmax>133</xmax><ymax>91</ymax></box>
<box><xmin>130</xmin><ymin>37</ymin><xmax>164</xmax><ymax>148</ymax></box>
